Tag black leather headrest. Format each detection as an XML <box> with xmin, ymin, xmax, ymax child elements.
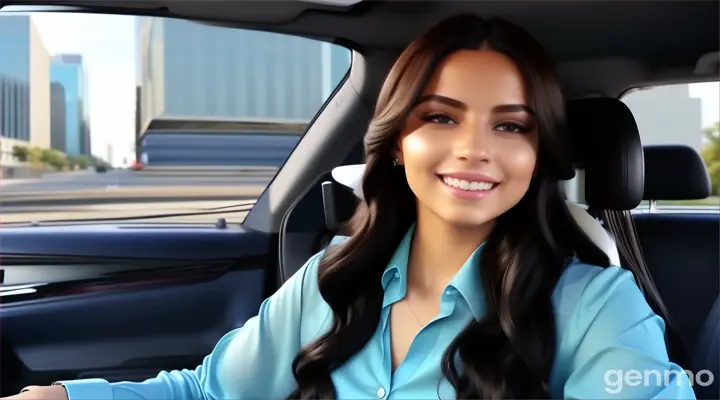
<box><xmin>567</xmin><ymin>98</ymin><xmax>644</xmax><ymax>210</ymax></box>
<box><xmin>643</xmin><ymin>144</ymin><xmax>711</xmax><ymax>200</ymax></box>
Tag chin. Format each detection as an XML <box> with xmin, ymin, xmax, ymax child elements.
<box><xmin>437</xmin><ymin>209</ymin><xmax>499</xmax><ymax>229</ymax></box>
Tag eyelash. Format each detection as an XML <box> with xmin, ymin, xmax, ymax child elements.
<box><xmin>420</xmin><ymin>113</ymin><xmax>529</xmax><ymax>133</ymax></box>
<box><xmin>421</xmin><ymin>112</ymin><xmax>456</xmax><ymax>124</ymax></box>
<box><xmin>495</xmin><ymin>122</ymin><xmax>529</xmax><ymax>133</ymax></box>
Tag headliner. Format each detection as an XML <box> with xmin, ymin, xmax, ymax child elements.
<box><xmin>3</xmin><ymin>1</ymin><xmax>718</xmax><ymax>65</ymax></box>
<box><xmin>3</xmin><ymin>0</ymin><xmax>718</xmax><ymax>95</ymax></box>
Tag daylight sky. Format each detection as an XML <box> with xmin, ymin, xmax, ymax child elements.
<box><xmin>690</xmin><ymin>82</ymin><xmax>720</xmax><ymax>128</ymax></box>
<box><xmin>26</xmin><ymin>13</ymin><xmax>720</xmax><ymax>166</ymax></box>
<box><xmin>32</xmin><ymin>13</ymin><xmax>136</xmax><ymax>165</ymax></box>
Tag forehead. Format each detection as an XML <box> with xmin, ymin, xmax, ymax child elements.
<box><xmin>421</xmin><ymin>49</ymin><xmax>530</xmax><ymax>107</ymax></box>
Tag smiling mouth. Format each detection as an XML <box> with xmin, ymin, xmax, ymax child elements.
<box><xmin>439</xmin><ymin>175</ymin><xmax>499</xmax><ymax>192</ymax></box>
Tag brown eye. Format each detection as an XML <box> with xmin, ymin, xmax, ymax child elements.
<box><xmin>495</xmin><ymin>122</ymin><xmax>528</xmax><ymax>133</ymax></box>
<box><xmin>421</xmin><ymin>113</ymin><xmax>457</xmax><ymax>124</ymax></box>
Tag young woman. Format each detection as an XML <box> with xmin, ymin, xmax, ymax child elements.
<box><xmin>8</xmin><ymin>14</ymin><xmax>695</xmax><ymax>400</ymax></box>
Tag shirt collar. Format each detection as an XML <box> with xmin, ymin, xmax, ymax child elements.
<box><xmin>379</xmin><ymin>223</ymin><xmax>487</xmax><ymax>320</ymax></box>
<box><xmin>447</xmin><ymin>242</ymin><xmax>487</xmax><ymax>320</ymax></box>
<box><xmin>380</xmin><ymin>224</ymin><xmax>414</xmax><ymax>296</ymax></box>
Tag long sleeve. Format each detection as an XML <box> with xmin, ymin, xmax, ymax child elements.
<box><xmin>559</xmin><ymin>265</ymin><xmax>696</xmax><ymax>399</ymax></box>
<box><xmin>56</xmin><ymin>252</ymin><xmax>325</xmax><ymax>400</ymax></box>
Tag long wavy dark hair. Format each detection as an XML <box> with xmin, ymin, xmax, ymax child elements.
<box><xmin>288</xmin><ymin>14</ymin><xmax>682</xmax><ymax>399</ymax></box>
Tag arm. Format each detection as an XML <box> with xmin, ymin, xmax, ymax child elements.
<box><xmin>15</xmin><ymin>252</ymin><xmax>325</xmax><ymax>400</ymax></box>
<box><xmin>562</xmin><ymin>266</ymin><xmax>696</xmax><ymax>399</ymax></box>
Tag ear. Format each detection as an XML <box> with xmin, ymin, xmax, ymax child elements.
<box><xmin>394</xmin><ymin>137</ymin><xmax>404</xmax><ymax>165</ymax></box>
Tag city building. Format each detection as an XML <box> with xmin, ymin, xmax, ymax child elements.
<box><xmin>106</xmin><ymin>142</ymin><xmax>113</xmax><ymax>166</ymax></box>
<box><xmin>135</xmin><ymin>17</ymin><xmax>351</xmax><ymax>166</ymax></box>
<box><xmin>50</xmin><ymin>54</ymin><xmax>91</xmax><ymax>157</ymax></box>
<box><xmin>80</xmin><ymin>111</ymin><xmax>91</xmax><ymax>157</ymax></box>
<box><xmin>49</xmin><ymin>82</ymin><xmax>66</xmax><ymax>152</ymax></box>
<box><xmin>134</xmin><ymin>85</ymin><xmax>142</xmax><ymax>162</ymax></box>
<box><xmin>0</xmin><ymin>14</ymin><xmax>51</xmax><ymax>168</ymax></box>
<box><xmin>139</xmin><ymin>116</ymin><xmax>307</xmax><ymax>166</ymax></box>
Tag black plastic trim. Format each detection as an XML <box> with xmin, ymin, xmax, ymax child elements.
<box><xmin>0</xmin><ymin>223</ymin><xmax>270</xmax><ymax>261</ymax></box>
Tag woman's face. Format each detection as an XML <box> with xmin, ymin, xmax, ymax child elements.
<box><xmin>397</xmin><ymin>49</ymin><xmax>539</xmax><ymax>229</ymax></box>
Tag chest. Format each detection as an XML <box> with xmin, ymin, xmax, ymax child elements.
<box><xmin>298</xmin><ymin>285</ymin><xmax>575</xmax><ymax>399</ymax></box>
<box><xmin>302</xmin><ymin>299</ymin><xmax>472</xmax><ymax>399</ymax></box>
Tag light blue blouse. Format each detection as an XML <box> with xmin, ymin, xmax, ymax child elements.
<box><xmin>58</xmin><ymin>226</ymin><xmax>696</xmax><ymax>399</ymax></box>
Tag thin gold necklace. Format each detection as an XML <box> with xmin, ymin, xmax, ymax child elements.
<box><xmin>405</xmin><ymin>300</ymin><xmax>426</xmax><ymax>327</ymax></box>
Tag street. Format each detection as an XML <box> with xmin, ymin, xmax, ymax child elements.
<box><xmin>1</xmin><ymin>167</ymin><xmax>276</xmax><ymax>224</ymax></box>
<box><xmin>1</xmin><ymin>166</ymin><xmax>277</xmax><ymax>194</ymax></box>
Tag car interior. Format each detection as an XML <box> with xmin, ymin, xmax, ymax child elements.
<box><xmin>0</xmin><ymin>0</ymin><xmax>718</xmax><ymax>398</ymax></box>
<box><xmin>634</xmin><ymin>144</ymin><xmax>719</xmax><ymax>385</ymax></box>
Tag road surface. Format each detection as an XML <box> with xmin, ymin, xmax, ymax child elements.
<box><xmin>1</xmin><ymin>200</ymin><xmax>256</xmax><ymax>225</ymax></box>
<box><xmin>1</xmin><ymin>167</ymin><xmax>276</xmax><ymax>204</ymax></box>
<box><xmin>1</xmin><ymin>167</ymin><xmax>277</xmax><ymax>193</ymax></box>
<box><xmin>1</xmin><ymin>167</ymin><xmax>276</xmax><ymax>224</ymax></box>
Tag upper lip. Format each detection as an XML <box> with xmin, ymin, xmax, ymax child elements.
<box><xmin>438</xmin><ymin>172</ymin><xmax>500</xmax><ymax>183</ymax></box>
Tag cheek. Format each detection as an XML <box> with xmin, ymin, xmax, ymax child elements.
<box><xmin>402</xmin><ymin>134</ymin><xmax>432</xmax><ymax>160</ymax></box>
<box><xmin>401</xmin><ymin>132</ymin><xmax>444</xmax><ymax>170</ymax></box>
<box><xmin>501</xmin><ymin>139</ymin><xmax>538</xmax><ymax>179</ymax></box>
<box><xmin>400</xmin><ymin>133</ymin><xmax>444</xmax><ymax>189</ymax></box>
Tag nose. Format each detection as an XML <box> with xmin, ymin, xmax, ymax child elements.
<box><xmin>452</xmin><ymin>120</ymin><xmax>491</xmax><ymax>163</ymax></box>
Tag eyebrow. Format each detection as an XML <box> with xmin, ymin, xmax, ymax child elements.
<box><xmin>414</xmin><ymin>94</ymin><xmax>536</xmax><ymax>116</ymax></box>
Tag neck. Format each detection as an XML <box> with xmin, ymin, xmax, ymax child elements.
<box><xmin>406</xmin><ymin>207</ymin><xmax>493</xmax><ymax>298</ymax></box>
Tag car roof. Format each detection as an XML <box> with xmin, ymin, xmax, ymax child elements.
<box><xmin>209</xmin><ymin>1</ymin><xmax>715</xmax><ymax>70</ymax></box>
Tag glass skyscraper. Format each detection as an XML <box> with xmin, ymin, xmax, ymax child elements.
<box><xmin>139</xmin><ymin>17</ymin><xmax>350</xmax><ymax>124</ymax></box>
<box><xmin>136</xmin><ymin>17</ymin><xmax>351</xmax><ymax>166</ymax></box>
<box><xmin>50</xmin><ymin>54</ymin><xmax>90</xmax><ymax>157</ymax></box>
<box><xmin>0</xmin><ymin>15</ymin><xmax>50</xmax><ymax>156</ymax></box>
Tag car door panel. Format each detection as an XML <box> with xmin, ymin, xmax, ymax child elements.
<box><xmin>0</xmin><ymin>225</ymin><xmax>275</xmax><ymax>396</ymax></box>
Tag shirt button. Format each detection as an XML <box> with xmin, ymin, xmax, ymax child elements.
<box><xmin>377</xmin><ymin>386</ymin><xmax>386</xmax><ymax>398</ymax></box>
<box><xmin>445</xmin><ymin>288</ymin><xmax>455</xmax><ymax>295</ymax></box>
<box><xmin>394</xmin><ymin>272</ymin><xmax>399</xmax><ymax>278</ymax></box>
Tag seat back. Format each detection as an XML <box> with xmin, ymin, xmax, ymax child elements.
<box><xmin>694</xmin><ymin>295</ymin><xmax>719</xmax><ymax>400</ymax></box>
<box><xmin>631</xmin><ymin>144</ymin><xmax>718</xmax><ymax>398</ymax></box>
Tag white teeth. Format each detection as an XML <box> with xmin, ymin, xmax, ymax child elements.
<box><xmin>442</xmin><ymin>176</ymin><xmax>495</xmax><ymax>191</ymax></box>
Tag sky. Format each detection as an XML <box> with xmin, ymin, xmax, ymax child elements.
<box><xmin>690</xmin><ymin>82</ymin><xmax>720</xmax><ymax>128</ymax></box>
<box><xmin>32</xmin><ymin>13</ymin><xmax>136</xmax><ymax>166</ymax></box>
<box><xmin>24</xmin><ymin>13</ymin><xmax>720</xmax><ymax>166</ymax></box>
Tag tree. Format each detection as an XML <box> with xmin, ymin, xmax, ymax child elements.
<box><xmin>11</xmin><ymin>145</ymin><xmax>29</xmax><ymax>162</ymax></box>
<box><xmin>68</xmin><ymin>155</ymin><xmax>91</xmax><ymax>170</ymax></box>
<box><xmin>701</xmin><ymin>121</ymin><xmax>720</xmax><ymax>195</ymax></box>
<box><xmin>27</xmin><ymin>146</ymin><xmax>46</xmax><ymax>167</ymax></box>
<box><xmin>40</xmin><ymin>148</ymin><xmax>68</xmax><ymax>171</ymax></box>
<box><xmin>76</xmin><ymin>155</ymin><xmax>91</xmax><ymax>169</ymax></box>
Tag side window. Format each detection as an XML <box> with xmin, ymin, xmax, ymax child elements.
<box><xmin>621</xmin><ymin>81</ymin><xmax>719</xmax><ymax>213</ymax></box>
<box><xmin>1</xmin><ymin>14</ymin><xmax>351</xmax><ymax>225</ymax></box>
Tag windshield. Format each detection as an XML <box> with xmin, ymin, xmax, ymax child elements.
<box><xmin>0</xmin><ymin>13</ymin><xmax>351</xmax><ymax>225</ymax></box>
